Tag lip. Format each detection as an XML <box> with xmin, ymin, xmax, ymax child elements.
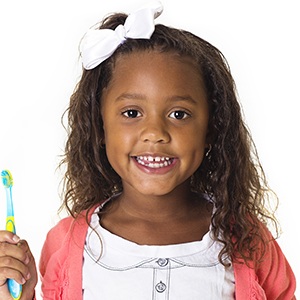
<box><xmin>131</xmin><ymin>154</ymin><xmax>178</xmax><ymax>175</ymax></box>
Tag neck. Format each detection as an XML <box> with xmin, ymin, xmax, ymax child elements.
<box><xmin>100</xmin><ymin>181</ymin><xmax>213</xmax><ymax>245</ymax></box>
<box><xmin>117</xmin><ymin>182</ymin><xmax>199</xmax><ymax>223</ymax></box>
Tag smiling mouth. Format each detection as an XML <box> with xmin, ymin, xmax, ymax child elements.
<box><xmin>133</xmin><ymin>156</ymin><xmax>175</xmax><ymax>169</ymax></box>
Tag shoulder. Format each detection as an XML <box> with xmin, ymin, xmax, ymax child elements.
<box><xmin>39</xmin><ymin>205</ymin><xmax>99</xmax><ymax>274</ymax></box>
<box><xmin>45</xmin><ymin>204</ymin><xmax>100</xmax><ymax>242</ymax></box>
<box><xmin>39</xmin><ymin>204</ymin><xmax>102</xmax><ymax>298</ymax></box>
<box><xmin>255</xmin><ymin>234</ymin><xmax>296</xmax><ymax>298</ymax></box>
<box><xmin>46</xmin><ymin>212</ymin><xmax>88</xmax><ymax>240</ymax></box>
<box><xmin>234</xmin><ymin>221</ymin><xmax>296</xmax><ymax>299</ymax></box>
<box><xmin>47</xmin><ymin>215</ymin><xmax>76</xmax><ymax>239</ymax></box>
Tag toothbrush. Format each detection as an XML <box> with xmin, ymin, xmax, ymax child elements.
<box><xmin>1</xmin><ymin>170</ymin><xmax>22</xmax><ymax>300</ymax></box>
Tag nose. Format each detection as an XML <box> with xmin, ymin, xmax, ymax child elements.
<box><xmin>140</xmin><ymin>117</ymin><xmax>171</xmax><ymax>144</ymax></box>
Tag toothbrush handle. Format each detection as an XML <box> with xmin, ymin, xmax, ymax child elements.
<box><xmin>6</xmin><ymin>216</ymin><xmax>16</xmax><ymax>234</ymax></box>
<box><xmin>7</xmin><ymin>279</ymin><xmax>22</xmax><ymax>300</ymax></box>
<box><xmin>6</xmin><ymin>217</ymin><xmax>22</xmax><ymax>300</ymax></box>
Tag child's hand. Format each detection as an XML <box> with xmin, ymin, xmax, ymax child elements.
<box><xmin>0</xmin><ymin>231</ymin><xmax>37</xmax><ymax>300</ymax></box>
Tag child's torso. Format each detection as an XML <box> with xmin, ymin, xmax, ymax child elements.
<box><xmin>82</xmin><ymin>209</ymin><xmax>235</xmax><ymax>300</ymax></box>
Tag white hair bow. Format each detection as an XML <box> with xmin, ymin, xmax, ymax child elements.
<box><xmin>80</xmin><ymin>1</ymin><xmax>163</xmax><ymax>70</ymax></box>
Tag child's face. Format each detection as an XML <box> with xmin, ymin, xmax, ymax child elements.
<box><xmin>101</xmin><ymin>51</ymin><xmax>209</xmax><ymax>197</ymax></box>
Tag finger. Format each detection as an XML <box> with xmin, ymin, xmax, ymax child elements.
<box><xmin>16</xmin><ymin>240</ymin><xmax>30</xmax><ymax>253</ymax></box>
<box><xmin>0</xmin><ymin>242</ymin><xmax>30</xmax><ymax>265</ymax></box>
<box><xmin>0</xmin><ymin>256</ymin><xmax>29</xmax><ymax>285</ymax></box>
<box><xmin>17</xmin><ymin>240</ymin><xmax>37</xmax><ymax>278</ymax></box>
<box><xmin>16</xmin><ymin>240</ymin><xmax>33</xmax><ymax>265</ymax></box>
<box><xmin>0</xmin><ymin>231</ymin><xmax>20</xmax><ymax>244</ymax></box>
<box><xmin>17</xmin><ymin>240</ymin><xmax>37</xmax><ymax>280</ymax></box>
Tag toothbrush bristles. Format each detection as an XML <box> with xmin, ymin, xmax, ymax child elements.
<box><xmin>1</xmin><ymin>170</ymin><xmax>13</xmax><ymax>188</ymax></box>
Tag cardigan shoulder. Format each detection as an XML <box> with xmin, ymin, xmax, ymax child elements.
<box><xmin>234</xmin><ymin>222</ymin><xmax>296</xmax><ymax>299</ymax></box>
<box><xmin>39</xmin><ymin>207</ymin><xmax>296</xmax><ymax>300</ymax></box>
<box><xmin>39</xmin><ymin>209</ymin><xmax>94</xmax><ymax>299</ymax></box>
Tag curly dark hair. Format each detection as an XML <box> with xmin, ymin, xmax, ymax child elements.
<box><xmin>60</xmin><ymin>12</ymin><xmax>279</xmax><ymax>266</ymax></box>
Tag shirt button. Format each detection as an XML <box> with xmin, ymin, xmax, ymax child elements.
<box><xmin>157</xmin><ymin>258</ymin><xmax>169</xmax><ymax>267</ymax></box>
<box><xmin>155</xmin><ymin>281</ymin><xmax>167</xmax><ymax>293</ymax></box>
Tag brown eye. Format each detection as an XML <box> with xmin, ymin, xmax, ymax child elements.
<box><xmin>122</xmin><ymin>109</ymin><xmax>141</xmax><ymax>118</ymax></box>
<box><xmin>169</xmin><ymin>110</ymin><xmax>190</xmax><ymax>120</ymax></box>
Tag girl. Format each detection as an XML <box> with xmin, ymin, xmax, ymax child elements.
<box><xmin>1</xmin><ymin>1</ymin><xmax>295</xmax><ymax>299</ymax></box>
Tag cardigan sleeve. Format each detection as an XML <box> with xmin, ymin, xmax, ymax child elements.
<box><xmin>234</xmin><ymin>223</ymin><xmax>296</xmax><ymax>299</ymax></box>
<box><xmin>38</xmin><ymin>209</ymin><xmax>93</xmax><ymax>300</ymax></box>
<box><xmin>39</xmin><ymin>218</ymin><xmax>72</xmax><ymax>276</ymax></box>
<box><xmin>39</xmin><ymin>217</ymin><xmax>75</xmax><ymax>300</ymax></box>
<box><xmin>255</xmin><ymin>235</ymin><xmax>296</xmax><ymax>300</ymax></box>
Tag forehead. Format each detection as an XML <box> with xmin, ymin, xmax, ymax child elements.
<box><xmin>105</xmin><ymin>51</ymin><xmax>206</xmax><ymax>97</ymax></box>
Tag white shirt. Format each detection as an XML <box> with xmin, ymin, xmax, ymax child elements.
<box><xmin>83</xmin><ymin>208</ymin><xmax>235</xmax><ymax>299</ymax></box>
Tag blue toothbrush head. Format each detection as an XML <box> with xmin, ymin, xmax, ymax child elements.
<box><xmin>1</xmin><ymin>170</ymin><xmax>13</xmax><ymax>188</ymax></box>
<box><xmin>1</xmin><ymin>169</ymin><xmax>21</xmax><ymax>299</ymax></box>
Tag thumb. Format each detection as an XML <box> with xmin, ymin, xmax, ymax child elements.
<box><xmin>0</xmin><ymin>230</ymin><xmax>20</xmax><ymax>244</ymax></box>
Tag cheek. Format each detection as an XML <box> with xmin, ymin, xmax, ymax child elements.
<box><xmin>103</xmin><ymin>123</ymin><xmax>135</xmax><ymax>170</ymax></box>
<box><xmin>104</xmin><ymin>124</ymin><xmax>131</xmax><ymax>148</ymax></box>
<box><xmin>179</xmin><ymin>127</ymin><xmax>207</xmax><ymax>165</ymax></box>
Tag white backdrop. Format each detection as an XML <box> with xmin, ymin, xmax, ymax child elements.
<box><xmin>0</xmin><ymin>0</ymin><xmax>299</xmax><ymax>297</ymax></box>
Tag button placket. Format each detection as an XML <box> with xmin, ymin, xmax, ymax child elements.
<box><xmin>157</xmin><ymin>258</ymin><xmax>169</xmax><ymax>267</ymax></box>
<box><xmin>155</xmin><ymin>281</ymin><xmax>167</xmax><ymax>293</ymax></box>
<box><xmin>152</xmin><ymin>258</ymin><xmax>170</xmax><ymax>299</ymax></box>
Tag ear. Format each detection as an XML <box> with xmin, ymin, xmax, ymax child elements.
<box><xmin>205</xmin><ymin>133</ymin><xmax>212</xmax><ymax>149</ymax></box>
<box><xmin>204</xmin><ymin>144</ymin><xmax>212</xmax><ymax>157</ymax></box>
<box><xmin>100</xmin><ymin>125</ymin><xmax>106</xmax><ymax>147</ymax></box>
<box><xmin>101</xmin><ymin>117</ymin><xmax>106</xmax><ymax>146</ymax></box>
<box><xmin>205</xmin><ymin>124</ymin><xmax>215</xmax><ymax>148</ymax></box>
<box><xmin>101</xmin><ymin>130</ymin><xmax>106</xmax><ymax>146</ymax></box>
<box><xmin>100</xmin><ymin>138</ymin><xmax>105</xmax><ymax>147</ymax></box>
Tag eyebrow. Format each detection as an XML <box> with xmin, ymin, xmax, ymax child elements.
<box><xmin>115</xmin><ymin>93</ymin><xmax>198</xmax><ymax>104</ymax></box>
<box><xmin>116</xmin><ymin>93</ymin><xmax>146</xmax><ymax>101</ymax></box>
<box><xmin>167</xmin><ymin>95</ymin><xmax>198</xmax><ymax>104</ymax></box>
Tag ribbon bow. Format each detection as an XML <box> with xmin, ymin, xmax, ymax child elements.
<box><xmin>80</xmin><ymin>1</ymin><xmax>163</xmax><ymax>70</ymax></box>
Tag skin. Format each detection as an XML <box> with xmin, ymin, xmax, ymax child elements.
<box><xmin>0</xmin><ymin>231</ymin><xmax>37</xmax><ymax>300</ymax></box>
<box><xmin>101</xmin><ymin>51</ymin><xmax>212</xmax><ymax>245</ymax></box>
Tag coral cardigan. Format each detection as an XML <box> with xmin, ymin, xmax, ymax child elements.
<box><xmin>39</xmin><ymin>207</ymin><xmax>296</xmax><ymax>300</ymax></box>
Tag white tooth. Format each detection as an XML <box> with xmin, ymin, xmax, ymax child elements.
<box><xmin>136</xmin><ymin>157</ymin><xmax>144</xmax><ymax>165</ymax></box>
<box><xmin>136</xmin><ymin>156</ymin><xmax>172</xmax><ymax>168</ymax></box>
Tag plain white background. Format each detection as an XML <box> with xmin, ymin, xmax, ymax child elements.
<box><xmin>0</xmin><ymin>0</ymin><xmax>299</xmax><ymax>297</ymax></box>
